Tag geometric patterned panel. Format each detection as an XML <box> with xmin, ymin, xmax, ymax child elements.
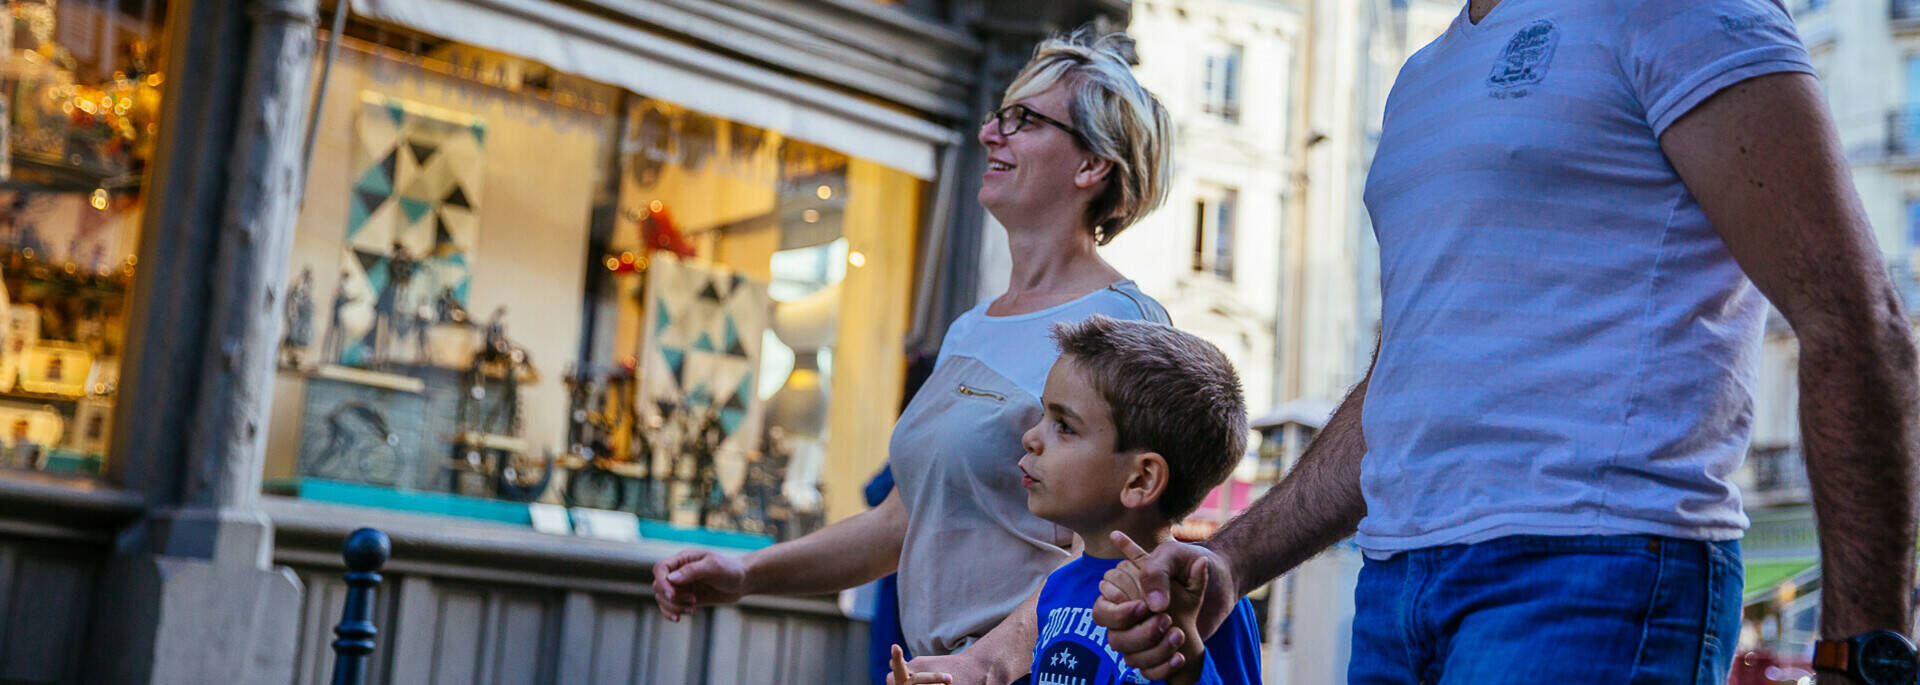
<box><xmin>638</xmin><ymin>253</ymin><xmax>770</xmax><ymax>501</ymax></box>
<box><xmin>339</xmin><ymin>93</ymin><xmax>487</xmax><ymax>366</ymax></box>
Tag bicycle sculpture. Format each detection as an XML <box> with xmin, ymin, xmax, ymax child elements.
<box><xmin>449</xmin><ymin>308</ymin><xmax>554</xmax><ymax>502</ymax></box>
<box><xmin>560</xmin><ymin>366</ymin><xmax>656</xmax><ymax>514</ymax></box>
<box><xmin>309</xmin><ymin>401</ymin><xmax>405</xmax><ymax>485</ymax></box>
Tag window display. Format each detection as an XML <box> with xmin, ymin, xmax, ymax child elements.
<box><xmin>267</xmin><ymin>19</ymin><xmax>924</xmax><ymax>545</ymax></box>
<box><xmin>0</xmin><ymin>0</ymin><xmax>169</xmax><ymax>477</ymax></box>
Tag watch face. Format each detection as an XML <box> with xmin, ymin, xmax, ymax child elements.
<box><xmin>1859</xmin><ymin>633</ymin><xmax>1919</xmax><ymax>685</ymax></box>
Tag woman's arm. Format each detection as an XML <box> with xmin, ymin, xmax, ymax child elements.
<box><xmin>652</xmin><ymin>491</ymin><xmax>908</xmax><ymax>620</ymax></box>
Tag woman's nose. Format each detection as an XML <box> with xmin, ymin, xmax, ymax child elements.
<box><xmin>979</xmin><ymin>119</ymin><xmax>1003</xmax><ymax>147</ymax></box>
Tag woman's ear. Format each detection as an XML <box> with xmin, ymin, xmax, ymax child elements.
<box><xmin>1119</xmin><ymin>452</ymin><xmax>1170</xmax><ymax>510</ymax></box>
<box><xmin>1074</xmin><ymin>155</ymin><xmax>1114</xmax><ymax>190</ymax></box>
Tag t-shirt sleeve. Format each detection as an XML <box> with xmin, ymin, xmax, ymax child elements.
<box><xmin>1618</xmin><ymin>0</ymin><xmax>1815</xmax><ymax>137</ymax></box>
<box><xmin>1189</xmin><ymin>598</ymin><xmax>1262</xmax><ymax>685</ymax></box>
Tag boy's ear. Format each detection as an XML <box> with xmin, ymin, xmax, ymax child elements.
<box><xmin>1120</xmin><ymin>452</ymin><xmax>1170</xmax><ymax>510</ymax></box>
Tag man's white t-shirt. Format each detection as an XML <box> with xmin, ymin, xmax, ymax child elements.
<box><xmin>1357</xmin><ymin>0</ymin><xmax>1814</xmax><ymax>552</ymax></box>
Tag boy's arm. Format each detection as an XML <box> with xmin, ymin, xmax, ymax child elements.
<box><xmin>897</xmin><ymin>586</ymin><xmax>1040</xmax><ymax>685</ymax></box>
<box><xmin>1165</xmin><ymin>650</ymin><xmax>1221</xmax><ymax>685</ymax></box>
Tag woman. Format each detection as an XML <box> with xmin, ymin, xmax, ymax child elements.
<box><xmin>652</xmin><ymin>28</ymin><xmax>1173</xmax><ymax>681</ymax></box>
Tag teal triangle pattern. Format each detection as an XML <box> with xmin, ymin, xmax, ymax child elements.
<box><xmin>722</xmin><ymin>317</ymin><xmax>742</xmax><ymax>358</ymax></box>
<box><xmin>470</xmin><ymin>121</ymin><xmax>486</xmax><ymax>145</ymax></box>
<box><xmin>355</xmin><ymin>160</ymin><xmax>393</xmax><ymax>197</ymax></box>
<box><xmin>693</xmin><ymin>332</ymin><xmax>716</xmax><ymax>353</ymax></box>
<box><xmin>719</xmin><ymin>407</ymin><xmax>745</xmax><ymax>437</ymax></box>
<box><xmin>654</xmin><ymin>304</ymin><xmax>671</xmax><ymax>336</ymax></box>
<box><xmin>399</xmin><ymin>197</ymin><xmax>432</xmax><ymax>224</ymax></box>
<box><xmin>662</xmin><ymin>346</ymin><xmax>685</xmax><ymax>389</ymax></box>
<box><xmin>347</xmin><ymin>193</ymin><xmax>373</xmax><ymax>235</ymax></box>
<box><xmin>732</xmin><ymin>374</ymin><xmax>753</xmax><ymax>410</ymax></box>
<box><xmin>386</xmin><ymin>100</ymin><xmax>407</xmax><ymax>127</ymax></box>
<box><xmin>688</xmin><ymin>383</ymin><xmax>713</xmax><ymax>409</ymax></box>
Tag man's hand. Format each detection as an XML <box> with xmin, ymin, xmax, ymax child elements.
<box><xmin>650</xmin><ymin>550</ymin><xmax>749</xmax><ymax>622</ymax></box>
<box><xmin>1095</xmin><ymin>531</ymin><xmax>1234</xmax><ymax>679</ymax></box>
<box><xmin>889</xmin><ymin>644</ymin><xmax>954</xmax><ymax>685</ymax></box>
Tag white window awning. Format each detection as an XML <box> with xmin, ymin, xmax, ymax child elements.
<box><xmin>354</xmin><ymin>0</ymin><xmax>960</xmax><ymax>180</ymax></box>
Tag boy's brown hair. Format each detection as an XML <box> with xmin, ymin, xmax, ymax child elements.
<box><xmin>1050</xmin><ymin>315</ymin><xmax>1247</xmax><ymax>519</ymax></box>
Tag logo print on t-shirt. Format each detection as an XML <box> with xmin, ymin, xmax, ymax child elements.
<box><xmin>1488</xmin><ymin>19</ymin><xmax>1558</xmax><ymax>96</ymax></box>
<box><xmin>1034</xmin><ymin>641</ymin><xmax>1102</xmax><ymax>685</ymax></box>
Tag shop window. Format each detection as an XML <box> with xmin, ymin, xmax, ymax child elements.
<box><xmin>266</xmin><ymin>18</ymin><xmax>925</xmax><ymax>546</ymax></box>
<box><xmin>0</xmin><ymin>0</ymin><xmax>173</xmax><ymax>478</ymax></box>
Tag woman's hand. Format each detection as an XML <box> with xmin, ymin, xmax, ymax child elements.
<box><xmin>650</xmin><ymin>550</ymin><xmax>749</xmax><ymax>621</ymax></box>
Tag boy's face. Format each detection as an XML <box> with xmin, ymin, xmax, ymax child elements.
<box><xmin>1018</xmin><ymin>357</ymin><xmax>1134</xmax><ymax>531</ymax></box>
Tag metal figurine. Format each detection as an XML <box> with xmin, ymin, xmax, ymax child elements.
<box><xmin>371</xmin><ymin>242</ymin><xmax>416</xmax><ymax>365</ymax></box>
<box><xmin>319</xmin><ymin>270</ymin><xmax>359</xmax><ymax>365</ymax></box>
<box><xmin>281</xmin><ymin>266</ymin><xmax>315</xmax><ymax>368</ymax></box>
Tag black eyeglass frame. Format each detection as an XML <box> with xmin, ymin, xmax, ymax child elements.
<box><xmin>986</xmin><ymin>104</ymin><xmax>1090</xmax><ymax>149</ymax></box>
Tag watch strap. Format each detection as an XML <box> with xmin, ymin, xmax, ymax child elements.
<box><xmin>1813</xmin><ymin>639</ymin><xmax>1852</xmax><ymax>674</ymax></box>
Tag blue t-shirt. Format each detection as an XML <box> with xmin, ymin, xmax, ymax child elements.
<box><xmin>1030</xmin><ymin>556</ymin><xmax>1261</xmax><ymax>685</ymax></box>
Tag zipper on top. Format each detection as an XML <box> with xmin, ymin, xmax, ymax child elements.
<box><xmin>956</xmin><ymin>384</ymin><xmax>1005</xmax><ymax>402</ymax></box>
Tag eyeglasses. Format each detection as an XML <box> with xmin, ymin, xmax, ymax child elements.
<box><xmin>985</xmin><ymin>104</ymin><xmax>1088</xmax><ymax>148</ymax></box>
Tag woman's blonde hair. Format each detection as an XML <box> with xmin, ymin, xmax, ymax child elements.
<box><xmin>1002</xmin><ymin>28</ymin><xmax>1173</xmax><ymax>245</ymax></box>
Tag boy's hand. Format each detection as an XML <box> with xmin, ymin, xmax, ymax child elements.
<box><xmin>889</xmin><ymin>644</ymin><xmax>954</xmax><ymax>685</ymax></box>
<box><xmin>650</xmin><ymin>550</ymin><xmax>748</xmax><ymax>621</ymax></box>
<box><xmin>1102</xmin><ymin>531</ymin><xmax>1213</xmax><ymax>682</ymax></box>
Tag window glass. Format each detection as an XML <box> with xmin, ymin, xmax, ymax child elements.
<box><xmin>265</xmin><ymin>19</ymin><xmax>925</xmax><ymax>544</ymax></box>
<box><xmin>0</xmin><ymin>0</ymin><xmax>173</xmax><ymax>478</ymax></box>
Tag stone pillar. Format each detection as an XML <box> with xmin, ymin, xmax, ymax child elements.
<box><xmin>83</xmin><ymin>0</ymin><xmax>319</xmax><ymax>681</ymax></box>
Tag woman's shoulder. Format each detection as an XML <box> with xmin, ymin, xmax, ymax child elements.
<box><xmin>1084</xmin><ymin>281</ymin><xmax>1171</xmax><ymax>325</ymax></box>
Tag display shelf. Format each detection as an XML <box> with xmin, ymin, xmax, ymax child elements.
<box><xmin>0</xmin><ymin>388</ymin><xmax>84</xmax><ymax>406</ymax></box>
<box><xmin>274</xmin><ymin>477</ymin><xmax>773</xmax><ymax>550</ymax></box>
<box><xmin>1</xmin><ymin>154</ymin><xmax>141</xmax><ymax>194</ymax></box>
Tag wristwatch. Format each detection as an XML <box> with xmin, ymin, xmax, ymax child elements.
<box><xmin>1813</xmin><ymin>630</ymin><xmax>1919</xmax><ymax>685</ymax></box>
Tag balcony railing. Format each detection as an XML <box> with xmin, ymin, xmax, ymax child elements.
<box><xmin>1885</xmin><ymin>109</ymin><xmax>1920</xmax><ymax>158</ymax></box>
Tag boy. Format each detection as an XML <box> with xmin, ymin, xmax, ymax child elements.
<box><xmin>893</xmin><ymin>315</ymin><xmax>1260</xmax><ymax>685</ymax></box>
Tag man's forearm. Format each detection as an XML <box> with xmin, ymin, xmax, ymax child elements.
<box><xmin>742</xmin><ymin>494</ymin><xmax>907</xmax><ymax>596</ymax></box>
<box><xmin>1798</xmin><ymin>321</ymin><xmax>1920</xmax><ymax>637</ymax></box>
<box><xmin>1206</xmin><ymin>375</ymin><xmax>1370</xmax><ymax>598</ymax></box>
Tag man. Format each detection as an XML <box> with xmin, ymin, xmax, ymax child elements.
<box><xmin>1094</xmin><ymin>1</ymin><xmax>1920</xmax><ymax>683</ymax></box>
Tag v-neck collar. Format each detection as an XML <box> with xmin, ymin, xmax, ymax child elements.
<box><xmin>1457</xmin><ymin>0</ymin><xmax>1514</xmax><ymax>36</ymax></box>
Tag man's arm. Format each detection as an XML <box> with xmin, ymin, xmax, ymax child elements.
<box><xmin>1207</xmin><ymin>368</ymin><xmax>1371</xmax><ymax>598</ymax></box>
<box><xmin>653</xmin><ymin>491</ymin><xmax>907</xmax><ymax>620</ymax></box>
<box><xmin>1662</xmin><ymin>71</ymin><xmax>1920</xmax><ymax>638</ymax></box>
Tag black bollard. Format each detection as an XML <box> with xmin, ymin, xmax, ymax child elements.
<box><xmin>330</xmin><ymin>528</ymin><xmax>391</xmax><ymax>685</ymax></box>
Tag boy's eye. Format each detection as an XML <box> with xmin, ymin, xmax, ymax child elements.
<box><xmin>1055</xmin><ymin>418</ymin><xmax>1075</xmax><ymax>435</ymax></box>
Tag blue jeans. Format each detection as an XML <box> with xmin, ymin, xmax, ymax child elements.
<box><xmin>1348</xmin><ymin>535</ymin><xmax>1743</xmax><ymax>685</ymax></box>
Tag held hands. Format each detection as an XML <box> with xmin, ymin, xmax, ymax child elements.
<box><xmin>650</xmin><ymin>550</ymin><xmax>749</xmax><ymax>621</ymax></box>
<box><xmin>1094</xmin><ymin>531</ymin><xmax>1236</xmax><ymax>682</ymax></box>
